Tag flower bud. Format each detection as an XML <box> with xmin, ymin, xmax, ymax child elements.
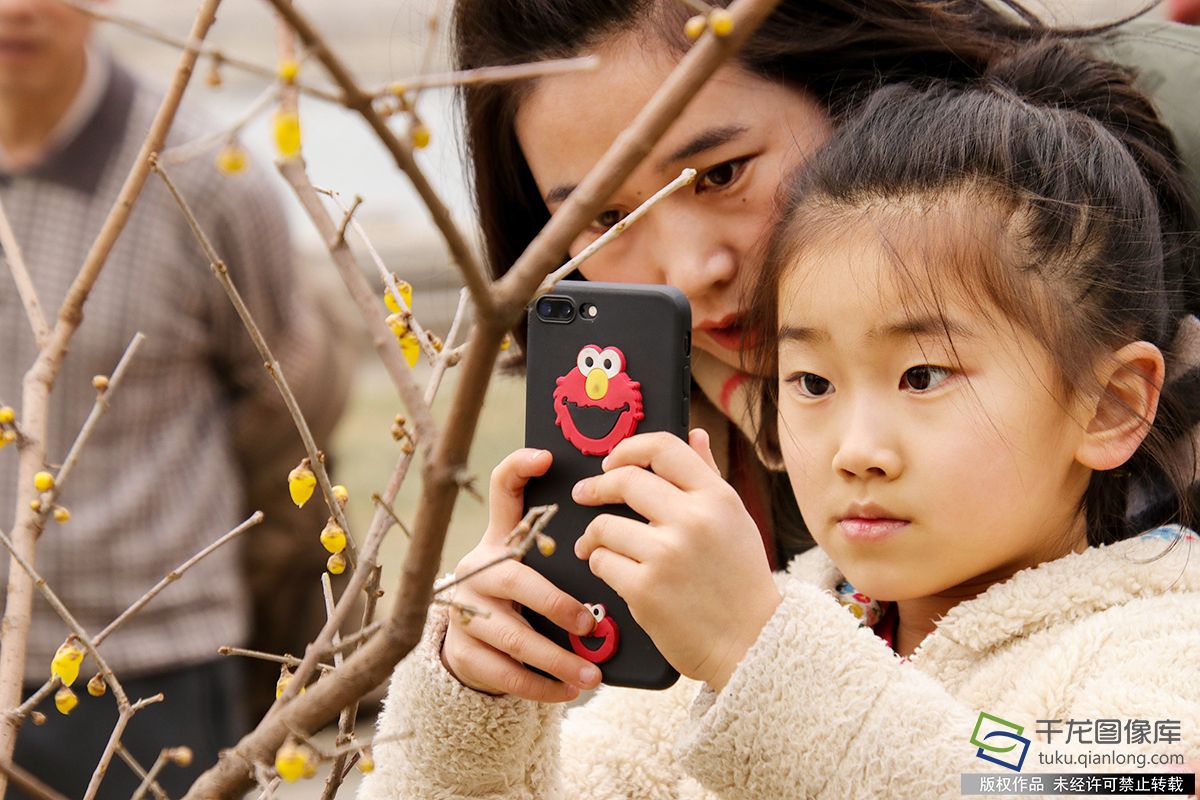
<box><xmin>274</xmin><ymin>742</ymin><xmax>313</xmax><ymax>783</ymax></box>
<box><xmin>288</xmin><ymin>459</ymin><xmax>316</xmax><ymax>508</ymax></box>
<box><xmin>54</xmin><ymin>686</ymin><xmax>78</xmax><ymax>715</ymax></box>
<box><xmin>327</xmin><ymin>552</ymin><xmax>347</xmax><ymax>575</ymax></box>
<box><xmin>709</xmin><ymin>9</ymin><xmax>734</xmax><ymax>36</ymax></box>
<box><xmin>87</xmin><ymin>673</ymin><xmax>107</xmax><ymax>697</ymax></box>
<box><xmin>320</xmin><ymin>520</ymin><xmax>347</xmax><ymax>555</ymax></box>
<box><xmin>684</xmin><ymin>15</ymin><xmax>706</xmax><ymax>39</ymax></box>
<box><xmin>53</xmin><ymin>507</ymin><xmax>70</xmax><ymax>523</ymax></box>
<box><xmin>33</xmin><ymin>471</ymin><xmax>55</xmax><ymax>492</ymax></box>
<box><xmin>0</xmin><ymin>406</ymin><xmax>14</xmax><ymax>424</ymax></box>
<box><xmin>50</xmin><ymin>639</ymin><xmax>84</xmax><ymax>687</ymax></box>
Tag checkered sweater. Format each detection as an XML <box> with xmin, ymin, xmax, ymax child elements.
<box><xmin>360</xmin><ymin>530</ymin><xmax>1200</xmax><ymax>799</ymax></box>
<box><xmin>0</xmin><ymin>62</ymin><xmax>340</xmax><ymax>679</ymax></box>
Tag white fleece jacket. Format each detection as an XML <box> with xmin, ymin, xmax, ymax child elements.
<box><xmin>358</xmin><ymin>528</ymin><xmax>1200</xmax><ymax>799</ymax></box>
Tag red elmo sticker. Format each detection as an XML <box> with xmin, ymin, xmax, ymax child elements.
<box><xmin>553</xmin><ymin>345</ymin><xmax>644</xmax><ymax>456</ymax></box>
<box><xmin>569</xmin><ymin>603</ymin><xmax>620</xmax><ymax>664</ymax></box>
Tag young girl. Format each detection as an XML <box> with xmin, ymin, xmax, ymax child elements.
<box><xmin>359</xmin><ymin>42</ymin><xmax>1200</xmax><ymax>799</ymax></box>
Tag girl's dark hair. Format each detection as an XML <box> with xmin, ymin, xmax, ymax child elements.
<box><xmin>747</xmin><ymin>39</ymin><xmax>1200</xmax><ymax>548</ymax></box>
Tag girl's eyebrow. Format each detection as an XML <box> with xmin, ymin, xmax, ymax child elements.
<box><xmin>779</xmin><ymin>316</ymin><xmax>973</xmax><ymax>344</ymax></box>
<box><xmin>544</xmin><ymin>125</ymin><xmax>749</xmax><ymax>206</ymax></box>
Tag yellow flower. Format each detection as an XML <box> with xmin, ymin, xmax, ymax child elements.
<box><xmin>684</xmin><ymin>14</ymin><xmax>706</xmax><ymax>39</ymax></box>
<box><xmin>277</xmin><ymin>59</ymin><xmax>299</xmax><ymax>84</ymax></box>
<box><xmin>536</xmin><ymin>533</ymin><xmax>556</xmax><ymax>557</ymax></box>
<box><xmin>0</xmin><ymin>406</ymin><xmax>14</xmax><ymax>424</ymax></box>
<box><xmin>274</xmin><ymin>743</ymin><xmax>313</xmax><ymax>783</ymax></box>
<box><xmin>320</xmin><ymin>520</ymin><xmax>347</xmax><ymax>554</ymax></box>
<box><xmin>33</xmin><ymin>471</ymin><xmax>55</xmax><ymax>492</ymax></box>
<box><xmin>709</xmin><ymin>9</ymin><xmax>734</xmax><ymax>37</ymax></box>
<box><xmin>383</xmin><ymin>280</ymin><xmax>413</xmax><ymax>314</ymax></box>
<box><xmin>87</xmin><ymin>673</ymin><xmax>107</xmax><ymax>697</ymax></box>
<box><xmin>288</xmin><ymin>459</ymin><xmax>316</xmax><ymax>508</ymax></box>
<box><xmin>326</xmin><ymin>552</ymin><xmax>347</xmax><ymax>575</ymax></box>
<box><xmin>410</xmin><ymin>123</ymin><xmax>431</xmax><ymax>150</ymax></box>
<box><xmin>216</xmin><ymin>143</ymin><xmax>248</xmax><ymax>175</ymax></box>
<box><xmin>53</xmin><ymin>507</ymin><xmax>70</xmax><ymax>523</ymax></box>
<box><xmin>357</xmin><ymin>749</ymin><xmax>375</xmax><ymax>774</ymax></box>
<box><xmin>54</xmin><ymin>687</ymin><xmax>78</xmax><ymax>715</ymax></box>
<box><xmin>50</xmin><ymin>640</ymin><xmax>84</xmax><ymax>687</ymax></box>
<box><xmin>332</xmin><ymin>485</ymin><xmax>350</xmax><ymax>507</ymax></box>
<box><xmin>500</xmin><ymin>333</ymin><xmax>512</xmax><ymax>351</ymax></box>
<box><xmin>273</xmin><ymin>110</ymin><xmax>302</xmax><ymax>159</ymax></box>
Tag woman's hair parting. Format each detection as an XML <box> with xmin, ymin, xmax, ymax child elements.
<box><xmin>748</xmin><ymin>39</ymin><xmax>1200</xmax><ymax>547</ymax></box>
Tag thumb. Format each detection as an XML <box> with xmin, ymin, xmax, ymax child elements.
<box><xmin>688</xmin><ymin>428</ymin><xmax>721</xmax><ymax>476</ymax></box>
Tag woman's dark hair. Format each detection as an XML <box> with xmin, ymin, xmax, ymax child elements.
<box><xmin>452</xmin><ymin>0</ymin><xmax>1139</xmax><ymax>293</ymax></box>
<box><xmin>747</xmin><ymin>39</ymin><xmax>1200</xmax><ymax>548</ymax></box>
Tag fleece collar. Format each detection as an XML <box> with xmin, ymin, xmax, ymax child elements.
<box><xmin>789</xmin><ymin>527</ymin><xmax>1200</xmax><ymax>658</ymax></box>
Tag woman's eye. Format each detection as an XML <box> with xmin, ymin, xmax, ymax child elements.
<box><xmin>592</xmin><ymin>208</ymin><xmax>626</xmax><ymax>230</ymax></box>
<box><xmin>696</xmin><ymin>158</ymin><xmax>747</xmax><ymax>192</ymax></box>
<box><xmin>901</xmin><ymin>365</ymin><xmax>953</xmax><ymax>392</ymax></box>
<box><xmin>787</xmin><ymin>372</ymin><xmax>834</xmax><ymax>398</ymax></box>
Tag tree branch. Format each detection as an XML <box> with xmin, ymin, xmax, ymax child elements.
<box><xmin>0</xmin><ymin>193</ymin><xmax>50</xmax><ymax>348</ymax></box>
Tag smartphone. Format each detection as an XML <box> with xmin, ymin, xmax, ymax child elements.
<box><xmin>523</xmin><ymin>281</ymin><xmax>691</xmax><ymax>690</ymax></box>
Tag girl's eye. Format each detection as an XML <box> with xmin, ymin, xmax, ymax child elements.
<box><xmin>592</xmin><ymin>208</ymin><xmax>626</xmax><ymax>230</ymax></box>
<box><xmin>901</xmin><ymin>365</ymin><xmax>953</xmax><ymax>392</ymax></box>
<box><xmin>696</xmin><ymin>158</ymin><xmax>748</xmax><ymax>193</ymax></box>
<box><xmin>787</xmin><ymin>372</ymin><xmax>834</xmax><ymax>398</ymax></box>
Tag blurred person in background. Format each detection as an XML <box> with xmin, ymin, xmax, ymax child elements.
<box><xmin>0</xmin><ymin>0</ymin><xmax>352</xmax><ymax>795</ymax></box>
<box><xmin>1169</xmin><ymin>0</ymin><xmax>1200</xmax><ymax>22</ymax></box>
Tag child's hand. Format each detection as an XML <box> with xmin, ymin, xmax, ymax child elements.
<box><xmin>572</xmin><ymin>430</ymin><xmax>781</xmax><ymax>691</ymax></box>
<box><xmin>441</xmin><ymin>448</ymin><xmax>603</xmax><ymax>702</ymax></box>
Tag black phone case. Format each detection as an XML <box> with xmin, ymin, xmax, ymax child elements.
<box><xmin>524</xmin><ymin>282</ymin><xmax>691</xmax><ymax>690</ymax></box>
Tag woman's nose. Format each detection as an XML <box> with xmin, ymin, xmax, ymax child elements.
<box><xmin>830</xmin><ymin>401</ymin><xmax>903</xmax><ymax>480</ymax></box>
<box><xmin>647</xmin><ymin>209</ymin><xmax>738</xmax><ymax>304</ymax></box>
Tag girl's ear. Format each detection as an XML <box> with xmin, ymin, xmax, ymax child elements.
<box><xmin>1076</xmin><ymin>341</ymin><xmax>1165</xmax><ymax>471</ymax></box>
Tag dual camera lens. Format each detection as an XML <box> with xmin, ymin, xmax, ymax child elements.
<box><xmin>535</xmin><ymin>297</ymin><xmax>575</xmax><ymax>323</ymax></box>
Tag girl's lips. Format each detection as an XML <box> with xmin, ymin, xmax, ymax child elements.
<box><xmin>837</xmin><ymin>518</ymin><xmax>909</xmax><ymax>542</ymax></box>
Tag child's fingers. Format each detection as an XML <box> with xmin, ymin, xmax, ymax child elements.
<box><xmin>483</xmin><ymin>448</ymin><xmax>553</xmax><ymax>546</ymax></box>
<box><xmin>688</xmin><ymin>428</ymin><xmax>722</xmax><ymax>475</ymax></box>
<box><xmin>455</xmin><ymin>639</ymin><xmax>587</xmax><ymax>703</ymax></box>
<box><xmin>575</xmin><ymin>514</ymin><xmax>655</xmax><ymax>564</ymax></box>
<box><xmin>572</xmin><ymin>464</ymin><xmax>682</xmax><ymax>518</ymax></box>
<box><xmin>585</xmin><ymin>546</ymin><xmax>641</xmax><ymax>601</ymax></box>
<box><xmin>464</xmin><ymin>559</ymin><xmax>596</xmax><ymax>637</ymax></box>
<box><xmin>462</xmin><ymin>612</ymin><xmax>602</xmax><ymax>693</ymax></box>
<box><xmin>602</xmin><ymin>431</ymin><xmax>719</xmax><ymax>492</ymax></box>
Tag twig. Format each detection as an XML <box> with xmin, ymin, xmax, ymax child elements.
<box><xmin>128</xmin><ymin>749</ymin><xmax>168</xmax><ymax>800</ymax></box>
<box><xmin>11</xmin><ymin>513</ymin><xmax>264</xmax><ymax>724</ymax></box>
<box><xmin>0</xmin><ymin>0</ymin><xmax>223</xmax><ymax>775</ymax></box>
<box><xmin>538</xmin><ymin>168</ymin><xmax>698</xmax><ymax>295</ymax></box>
<box><xmin>116</xmin><ymin>745</ymin><xmax>169</xmax><ymax>800</ymax></box>
<box><xmin>82</xmin><ymin>694</ymin><xmax>164</xmax><ymax>800</ymax></box>
<box><xmin>58</xmin><ymin>0</ymin><xmax>342</xmax><ymax>104</ymax></box>
<box><xmin>217</xmin><ymin>646</ymin><xmax>336</xmax><ymax>674</ymax></box>
<box><xmin>263</xmin><ymin>0</ymin><xmax>495</xmax><ymax>318</ymax></box>
<box><xmin>0</xmin><ymin>756</ymin><xmax>69</xmax><ymax>800</ymax></box>
<box><xmin>277</xmin><ymin>161</ymin><xmax>438</xmax><ymax>448</ymax></box>
<box><xmin>37</xmin><ymin>333</ymin><xmax>145</xmax><ymax>518</ymax></box>
<box><xmin>0</xmin><ymin>193</ymin><xmax>50</xmax><ymax>347</ymax></box>
<box><xmin>331</xmin><ymin>194</ymin><xmax>363</xmax><ymax>248</ymax></box>
<box><xmin>319</xmin><ymin>564</ymin><xmax>381</xmax><ymax>800</ymax></box>
<box><xmin>96</xmin><ymin>511</ymin><xmax>264</xmax><ymax>646</ymax></box>
<box><xmin>431</xmin><ymin>506</ymin><xmax>558</xmax><ymax>596</ymax></box>
<box><xmin>371</xmin><ymin>493</ymin><xmax>411</xmax><ymax>539</ymax></box>
<box><xmin>0</xmin><ymin>525</ymin><xmax>129</xmax><ymax>708</ymax></box>
<box><xmin>150</xmin><ymin>159</ymin><xmax>356</xmax><ymax>570</ymax></box>
<box><xmin>381</xmin><ymin>55</ymin><xmax>600</xmax><ymax>97</ymax></box>
<box><xmin>158</xmin><ymin>85</ymin><xmax>279</xmax><ymax>166</ymax></box>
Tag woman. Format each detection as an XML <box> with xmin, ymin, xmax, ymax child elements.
<box><xmin>453</xmin><ymin>0</ymin><xmax>1200</xmax><ymax>567</ymax></box>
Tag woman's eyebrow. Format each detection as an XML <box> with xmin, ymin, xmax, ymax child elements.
<box><xmin>658</xmin><ymin>124</ymin><xmax>748</xmax><ymax>170</ymax></box>
<box><xmin>544</xmin><ymin>125</ymin><xmax>750</xmax><ymax>205</ymax></box>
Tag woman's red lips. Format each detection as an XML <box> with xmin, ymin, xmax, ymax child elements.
<box><xmin>698</xmin><ymin>315</ymin><xmax>753</xmax><ymax>352</ymax></box>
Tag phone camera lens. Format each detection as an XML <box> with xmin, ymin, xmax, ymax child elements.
<box><xmin>537</xmin><ymin>299</ymin><xmax>555</xmax><ymax>317</ymax></box>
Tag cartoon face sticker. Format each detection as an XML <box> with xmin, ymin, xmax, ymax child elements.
<box><xmin>553</xmin><ymin>344</ymin><xmax>644</xmax><ymax>456</ymax></box>
<box><xmin>569</xmin><ymin>603</ymin><xmax>620</xmax><ymax>664</ymax></box>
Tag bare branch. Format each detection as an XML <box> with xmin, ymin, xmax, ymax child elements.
<box><xmin>37</xmin><ymin>333</ymin><xmax>145</xmax><ymax>519</ymax></box>
<box><xmin>116</xmin><ymin>745</ymin><xmax>169</xmax><ymax>800</ymax></box>
<box><xmin>150</xmin><ymin>159</ymin><xmax>356</xmax><ymax>568</ymax></box>
<box><xmin>277</xmin><ymin>161</ymin><xmax>438</xmax><ymax>447</ymax></box>
<box><xmin>380</xmin><ymin>55</ymin><xmax>600</xmax><ymax>96</ymax></box>
<box><xmin>0</xmin><ymin>193</ymin><xmax>50</xmax><ymax>347</ymax></box>
<box><xmin>0</xmin><ymin>756</ymin><xmax>69</xmax><ymax>800</ymax></box>
<box><xmin>129</xmin><ymin>750</ymin><xmax>169</xmax><ymax>800</ymax></box>
<box><xmin>538</xmin><ymin>168</ymin><xmax>698</xmax><ymax>295</ymax></box>
<box><xmin>83</xmin><ymin>694</ymin><xmax>164</xmax><ymax>800</ymax></box>
<box><xmin>58</xmin><ymin>0</ymin><xmax>342</xmax><ymax>103</ymax></box>
<box><xmin>431</xmin><ymin>505</ymin><xmax>557</xmax><ymax>597</ymax></box>
<box><xmin>158</xmin><ymin>85</ymin><xmax>278</xmax><ymax>166</ymax></box>
<box><xmin>263</xmin><ymin>0</ymin><xmax>495</xmax><ymax>317</ymax></box>
<box><xmin>218</xmin><ymin>646</ymin><xmax>336</xmax><ymax>674</ymax></box>
<box><xmin>0</xmin><ymin>525</ymin><xmax>129</xmax><ymax>708</ymax></box>
<box><xmin>0</xmin><ymin>0</ymin><xmax>222</xmax><ymax>771</ymax></box>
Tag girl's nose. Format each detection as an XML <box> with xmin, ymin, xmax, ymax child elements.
<box><xmin>831</xmin><ymin>401</ymin><xmax>903</xmax><ymax>480</ymax></box>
